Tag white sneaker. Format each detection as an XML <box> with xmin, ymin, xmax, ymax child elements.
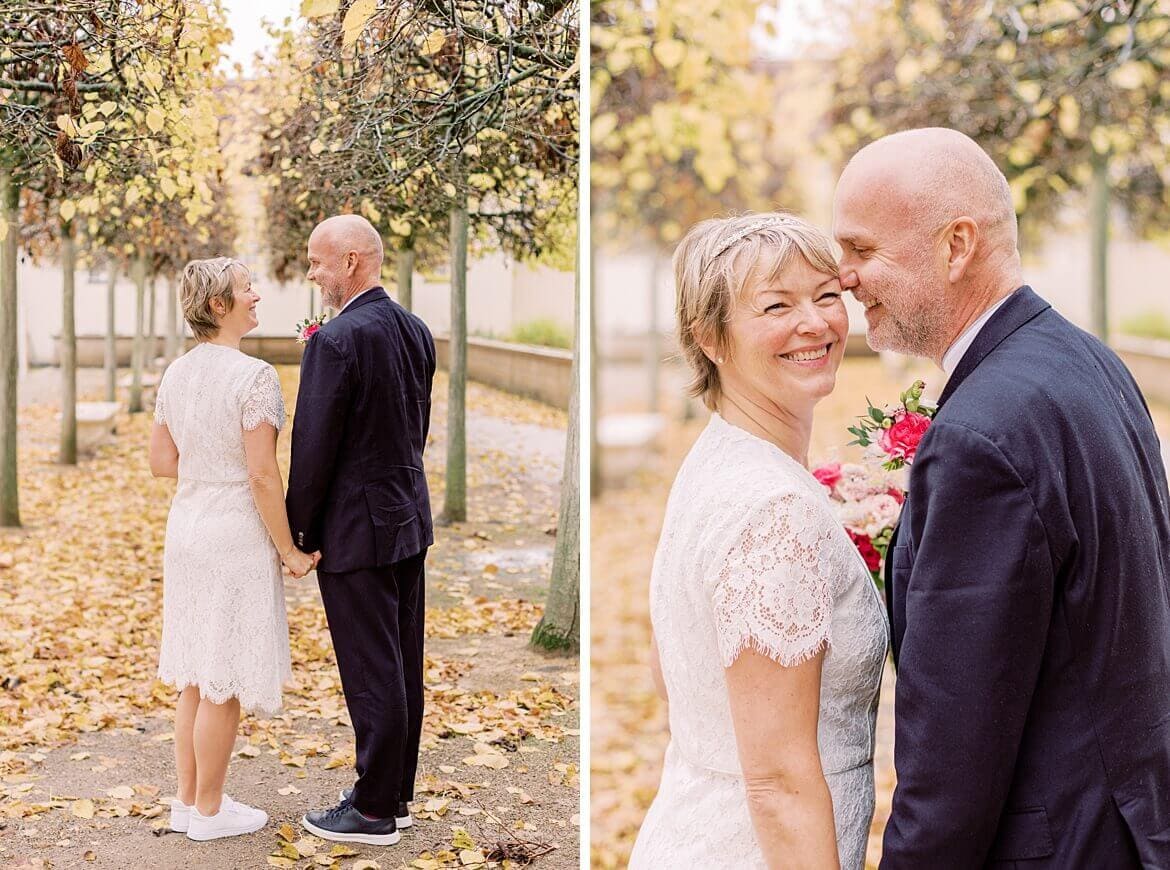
<box><xmin>169</xmin><ymin>798</ymin><xmax>192</xmax><ymax>833</ymax></box>
<box><xmin>186</xmin><ymin>795</ymin><xmax>268</xmax><ymax>841</ymax></box>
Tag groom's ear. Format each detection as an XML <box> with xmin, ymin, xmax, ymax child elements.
<box><xmin>945</xmin><ymin>217</ymin><xmax>979</xmax><ymax>283</ymax></box>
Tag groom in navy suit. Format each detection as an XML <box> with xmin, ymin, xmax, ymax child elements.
<box><xmin>287</xmin><ymin>215</ymin><xmax>435</xmax><ymax>846</ymax></box>
<box><xmin>834</xmin><ymin>129</ymin><xmax>1170</xmax><ymax>868</ymax></box>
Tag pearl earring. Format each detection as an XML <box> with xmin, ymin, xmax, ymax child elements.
<box><xmin>716</xmin><ymin>357</ymin><xmax>725</xmax><ymax>365</ymax></box>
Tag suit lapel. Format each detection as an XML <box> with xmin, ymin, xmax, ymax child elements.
<box><xmin>884</xmin><ymin>520</ymin><xmax>899</xmax><ymax>665</ymax></box>
<box><xmin>936</xmin><ymin>286</ymin><xmax>1051</xmax><ymax>407</ymax></box>
<box><xmin>887</xmin><ymin>286</ymin><xmax>1050</xmax><ymax>665</ymax></box>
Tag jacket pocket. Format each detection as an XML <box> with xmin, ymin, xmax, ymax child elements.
<box><xmin>990</xmin><ymin>807</ymin><xmax>1055</xmax><ymax>861</ymax></box>
<box><xmin>890</xmin><ymin>543</ymin><xmax>913</xmax><ymax>586</ymax></box>
<box><xmin>363</xmin><ymin>485</ymin><xmax>419</xmax><ymax>565</ymax></box>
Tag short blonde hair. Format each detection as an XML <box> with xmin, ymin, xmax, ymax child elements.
<box><xmin>673</xmin><ymin>212</ymin><xmax>839</xmax><ymax>411</ymax></box>
<box><xmin>181</xmin><ymin>257</ymin><xmax>246</xmax><ymax>341</ymax></box>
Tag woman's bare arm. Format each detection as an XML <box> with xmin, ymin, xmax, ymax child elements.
<box><xmin>149</xmin><ymin>422</ymin><xmax>179</xmax><ymax>479</ymax></box>
<box><xmin>242</xmin><ymin>423</ymin><xmax>314</xmax><ymax>577</ymax></box>
<box><xmin>725</xmin><ymin>646</ymin><xmax>839</xmax><ymax>870</ymax></box>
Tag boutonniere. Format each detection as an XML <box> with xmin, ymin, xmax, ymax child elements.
<box><xmin>847</xmin><ymin>379</ymin><xmax>938</xmax><ymax>471</ymax></box>
<box><xmin>295</xmin><ymin>313</ymin><xmax>326</xmax><ymax>344</ymax></box>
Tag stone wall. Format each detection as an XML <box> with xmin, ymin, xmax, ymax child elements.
<box><xmin>55</xmin><ymin>334</ymin><xmax>572</xmax><ymax>409</ymax></box>
<box><xmin>1116</xmin><ymin>338</ymin><xmax>1170</xmax><ymax>407</ymax></box>
<box><xmin>433</xmin><ymin>336</ymin><xmax>573</xmax><ymax>410</ymax></box>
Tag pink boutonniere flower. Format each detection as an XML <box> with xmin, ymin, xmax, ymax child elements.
<box><xmin>847</xmin><ymin>379</ymin><xmax>938</xmax><ymax>471</ymax></box>
<box><xmin>295</xmin><ymin>314</ymin><xmax>326</xmax><ymax>344</ymax></box>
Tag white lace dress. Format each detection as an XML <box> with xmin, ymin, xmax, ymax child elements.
<box><xmin>630</xmin><ymin>414</ymin><xmax>889</xmax><ymax>869</ymax></box>
<box><xmin>154</xmin><ymin>343</ymin><xmax>292</xmax><ymax>716</ymax></box>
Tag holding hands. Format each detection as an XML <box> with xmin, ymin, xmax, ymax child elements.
<box><xmin>282</xmin><ymin>547</ymin><xmax>321</xmax><ymax>579</ymax></box>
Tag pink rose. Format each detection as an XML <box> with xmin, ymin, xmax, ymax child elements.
<box><xmin>879</xmin><ymin>411</ymin><xmax>931</xmax><ymax>463</ymax></box>
<box><xmin>812</xmin><ymin>462</ymin><xmax>842</xmax><ymax>491</ymax></box>
<box><xmin>302</xmin><ymin>323</ymin><xmax>320</xmax><ymax>340</ymax></box>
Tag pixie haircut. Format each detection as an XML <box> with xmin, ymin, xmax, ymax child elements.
<box><xmin>673</xmin><ymin>212</ymin><xmax>839</xmax><ymax>412</ymax></box>
<box><xmin>180</xmin><ymin>257</ymin><xmax>247</xmax><ymax>341</ymax></box>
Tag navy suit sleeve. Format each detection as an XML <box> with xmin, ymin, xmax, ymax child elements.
<box><xmin>881</xmin><ymin>421</ymin><xmax>1054</xmax><ymax>868</ymax></box>
<box><xmin>286</xmin><ymin>332</ymin><xmax>352</xmax><ymax>553</ymax></box>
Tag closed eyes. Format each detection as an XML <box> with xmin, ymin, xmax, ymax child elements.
<box><xmin>764</xmin><ymin>292</ymin><xmax>841</xmax><ymax>313</ymax></box>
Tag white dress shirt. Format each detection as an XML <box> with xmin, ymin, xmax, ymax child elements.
<box><xmin>941</xmin><ymin>294</ymin><xmax>1012</xmax><ymax>375</ymax></box>
<box><xmin>338</xmin><ymin>286</ymin><xmax>386</xmax><ymax>314</ymax></box>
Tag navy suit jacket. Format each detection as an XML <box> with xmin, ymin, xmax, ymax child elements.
<box><xmin>881</xmin><ymin>287</ymin><xmax>1170</xmax><ymax>868</ymax></box>
<box><xmin>286</xmin><ymin>288</ymin><xmax>435</xmax><ymax>574</ymax></box>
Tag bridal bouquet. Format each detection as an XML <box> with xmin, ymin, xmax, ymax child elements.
<box><xmin>295</xmin><ymin>313</ymin><xmax>326</xmax><ymax>344</ymax></box>
<box><xmin>816</xmin><ymin>380</ymin><xmax>938</xmax><ymax>588</ymax></box>
<box><xmin>812</xmin><ymin>461</ymin><xmax>904</xmax><ymax>589</ymax></box>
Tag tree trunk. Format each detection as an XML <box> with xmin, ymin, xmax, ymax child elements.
<box><xmin>147</xmin><ymin>273</ymin><xmax>157</xmax><ymax>367</ymax></box>
<box><xmin>589</xmin><ymin>240</ymin><xmax>601</xmax><ymax>498</ymax></box>
<box><xmin>397</xmin><ymin>244</ymin><xmax>415</xmax><ymax>311</ymax></box>
<box><xmin>1089</xmin><ymin>148</ymin><xmax>1110</xmax><ymax>342</ymax></box>
<box><xmin>0</xmin><ymin>167</ymin><xmax>20</xmax><ymax>527</ymax></box>
<box><xmin>646</xmin><ymin>253</ymin><xmax>661</xmax><ymax>413</ymax></box>
<box><xmin>531</xmin><ymin>253</ymin><xmax>580</xmax><ymax>653</ymax></box>
<box><xmin>59</xmin><ymin>218</ymin><xmax>77</xmax><ymax>465</ymax></box>
<box><xmin>443</xmin><ymin>202</ymin><xmax>468</xmax><ymax>523</ymax></box>
<box><xmin>104</xmin><ymin>260</ymin><xmax>117</xmax><ymax>402</ymax></box>
<box><xmin>165</xmin><ymin>274</ymin><xmax>179</xmax><ymax>361</ymax></box>
<box><xmin>129</xmin><ymin>254</ymin><xmax>146</xmax><ymax>414</ymax></box>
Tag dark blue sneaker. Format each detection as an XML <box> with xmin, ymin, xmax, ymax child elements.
<box><xmin>338</xmin><ymin>789</ymin><xmax>412</xmax><ymax>828</ymax></box>
<box><xmin>301</xmin><ymin>798</ymin><xmax>399</xmax><ymax>845</ymax></box>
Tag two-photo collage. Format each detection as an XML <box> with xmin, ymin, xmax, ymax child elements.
<box><xmin>1</xmin><ymin>0</ymin><xmax>1169</xmax><ymax>868</ymax></box>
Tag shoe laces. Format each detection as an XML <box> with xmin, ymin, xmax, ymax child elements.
<box><xmin>322</xmin><ymin>798</ymin><xmax>352</xmax><ymax>821</ymax></box>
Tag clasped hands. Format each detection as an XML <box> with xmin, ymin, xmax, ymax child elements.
<box><xmin>281</xmin><ymin>547</ymin><xmax>322</xmax><ymax>579</ymax></box>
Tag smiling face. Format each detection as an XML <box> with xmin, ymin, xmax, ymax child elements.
<box><xmin>832</xmin><ymin>167</ymin><xmax>951</xmax><ymax>357</ymax></box>
<box><xmin>213</xmin><ymin>264</ymin><xmax>260</xmax><ymax>338</ymax></box>
<box><xmin>306</xmin><ymin>230</ymin><xmax>349</xmax><ymax>310</ymax></box>
<box><xmin>720</xmin><ymin>252</ymin><xmax>848</xmax><ymax>411</ymax></box>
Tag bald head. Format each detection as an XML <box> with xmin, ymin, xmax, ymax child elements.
<box><xmin>307</xmin><ymin>214</ymin><xmax>385</xmax><ymax>310</ymax></box>
<box><xmin>310</xmin><ymin>214</ymin><xmax>384</xmax><ymax>263</ymax></box>
<box><xmin>839</xmin><ymin>127</ymin><xmax>1017</xmax><ymax>250</ymax></box>
<box><xmin>832</xmin><ymin>128</ymin><xmax>1024</xmax><ymax>362</ymax></box>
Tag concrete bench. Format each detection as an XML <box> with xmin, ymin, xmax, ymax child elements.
<box><xmin>597</xmin><ymin>413</ymin><xmax>665</xmax><ymax>486</ymax></box>
<box><xmin>74</xmin><ymin>402</ymin><xmax>122</xmax><ymax>455</ymax></box>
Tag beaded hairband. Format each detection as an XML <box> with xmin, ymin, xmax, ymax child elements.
<box><xmin>709</xmin><ymin>217</ymin><xmax>791</xmax><ymax>261</ymax></box>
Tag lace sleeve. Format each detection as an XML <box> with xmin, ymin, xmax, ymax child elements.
<box><xmin>241</xmin><ymin>364</ymin><xmax>286</xmax><ymax>432</ymax></box>
<box><xmin>711</xmin><ymin>490</ymin><xmax>837</xmax><ymax>668</ymax></box>
<box><xmin>153</xmin><ymin>373</ymin><xmax>167</xmax><ymax>426</ymax></box>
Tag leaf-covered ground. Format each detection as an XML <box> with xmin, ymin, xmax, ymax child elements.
<box><xmin>0</xmin><ymin>366</ymin><xmax>579</xmax><ymax>870</ymax></box>
<box><xmin>590</xmin><ymin>356</ymin><xmax>1170</xmax><ymax>869</ymax></box>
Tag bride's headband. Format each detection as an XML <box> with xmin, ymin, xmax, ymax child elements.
<box><xmin>709</xmin><ymin>216</ymin><xmax>791</xmax><ymax>262</ymax></box>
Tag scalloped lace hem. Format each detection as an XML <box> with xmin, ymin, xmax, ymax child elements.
<box><xmin>719</xmin><ymin>631</ymin><xmax>831</xmax><ymax>670</ymax></box>
<box><xmin>157</xmin><ymin>670</ymin><xmax>286</xmax><ymax>718</ymax></box>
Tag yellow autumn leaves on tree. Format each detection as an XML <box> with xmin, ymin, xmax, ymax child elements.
<box><xmin>591</xmin><ymin>0</ymin><xmax>795</xmax><ymax>248</ymax></box>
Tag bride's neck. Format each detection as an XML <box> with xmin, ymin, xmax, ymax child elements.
<box><xmin>206</xmin><ymin>329</ymin><xmax>242</xmax><ymax>350</ymax></box>
<box><xmin>717</xmin><ymin>387</ymin><xmax>813</xmax><ymax>467</ymax></box>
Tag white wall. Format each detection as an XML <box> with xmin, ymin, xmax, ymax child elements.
<box><xmin>15</xmin><ymin>251</ymin><xmax>574</xmax><ymax>366</ymax></box>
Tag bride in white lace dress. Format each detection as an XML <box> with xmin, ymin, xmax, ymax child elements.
<box><xmin>630</xmin><ymin>215</ymin><xmax>889</xmax><ymax>869</ymax></box>
<box><xmin>148</xmin><ymin>258</ymin><xmax>318</xmax><ymax>842</ymax></box>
